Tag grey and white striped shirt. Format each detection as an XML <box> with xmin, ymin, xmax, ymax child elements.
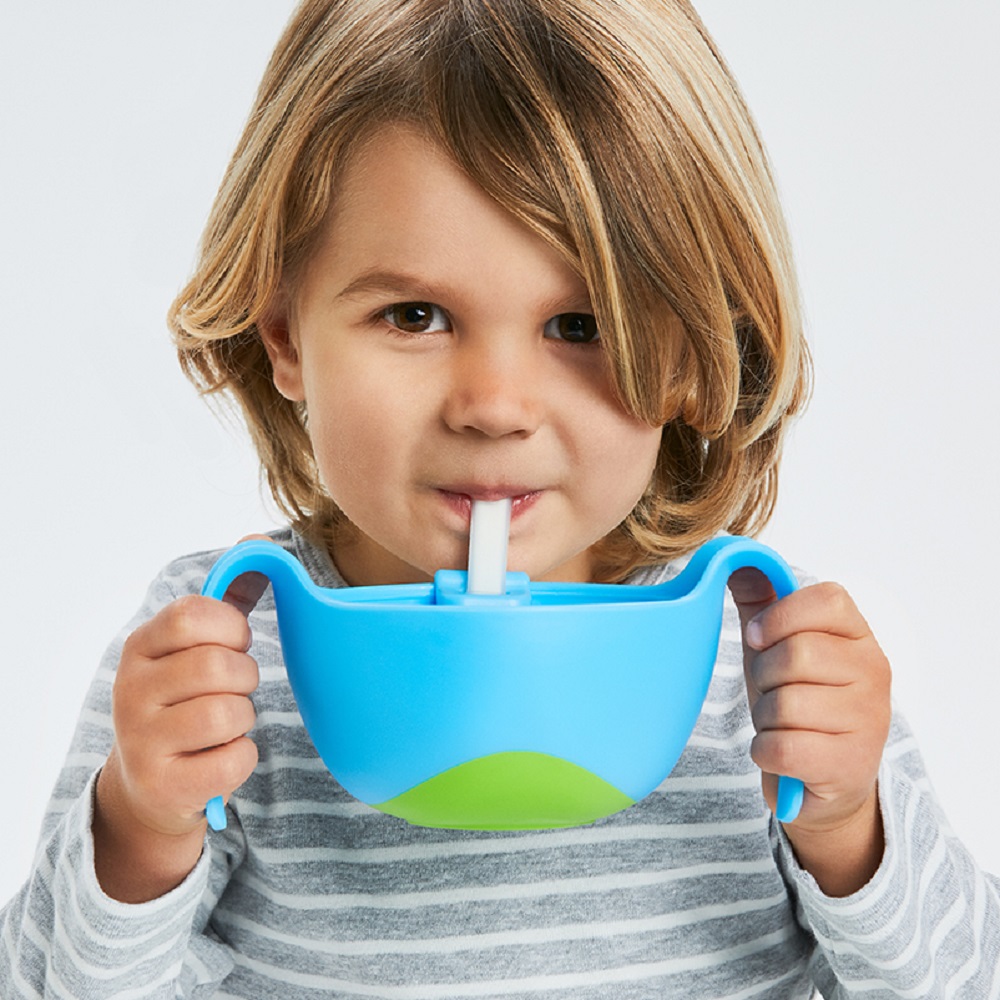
<box><xmin>3</xmin><ymin>529</ymin><xmax>998</xmax><ymax>998</ymax></box>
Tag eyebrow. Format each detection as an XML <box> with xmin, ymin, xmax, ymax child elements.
<box><xmin>334</xmin><ymin>267</ymin><xmax>595</xmax><ymax>315</ymax></box>
<box><xmin>335</xmin><ymin>269</ymin><xmax>444</xmax><ymax>303</ymax></box>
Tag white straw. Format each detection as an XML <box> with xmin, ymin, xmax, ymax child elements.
<box><xmin>467</xmin><ymin>498</ymin><xmax>512</xmax><ymax>595</ymax></box>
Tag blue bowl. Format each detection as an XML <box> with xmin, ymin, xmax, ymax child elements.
<box><xmin>202</xmin><ymin>535</ymin><xmax>803</xmax><ymax>829</ymax></box>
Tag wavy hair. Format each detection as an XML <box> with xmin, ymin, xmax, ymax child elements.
<box><xmin>169</xmin><ymin>0</ymin><xmax>811</xmax><ymax>581</ymax></box>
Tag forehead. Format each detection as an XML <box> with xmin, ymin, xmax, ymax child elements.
<box><xmin>330</xmin><ymin>126</ymin><xmax>489</xmax><ymax>246</ymax></box>
<box><xmin>301</xmin><ymin>125</ymin><xmax>588</xmax><ymax>305</ymax></box>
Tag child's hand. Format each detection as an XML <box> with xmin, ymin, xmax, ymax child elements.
<box><xmin>93</xmin><ymin>560</ymin><xmax>268</xmax><ymax>902</ymax></box>
<box><xmin>728</xmin><ymin>569</ymin><xmax>892</xmax><ymax>896</ymax></box>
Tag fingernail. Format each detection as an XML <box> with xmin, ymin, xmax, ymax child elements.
<box><xmin>746</xmin><ymin>617</ymin><xmax>763</xmax><ymax>649</ymax></box>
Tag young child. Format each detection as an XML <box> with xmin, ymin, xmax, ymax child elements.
<box><xmin>2</xmin><ymin>1</ymin><xmax>997</xmax><ymax>997</ymax></box>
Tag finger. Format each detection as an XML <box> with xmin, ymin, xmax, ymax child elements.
<box><xmin>167</xmin><ymin>737</ymin><xmax>260</xmax><ymax>822</ymax></box>
<box><xmin>728</xmin><ymin>568</ymin><xmax>781</xmax><ymax>717</ymax></box>
<box><xmin>746</xmin><ymin>582</ymin><xmax>870</xmax><ymax>651</ymax></box>
<box><xmin>115</xmin><ymin>648</ymin><xmax>259</xmax><ymax>724</ymax></box>
<box><xmin>153</xmin><ymin>647</ymin><xmax>260</xmax><ymax>706</ymax></box>
<box><xmin>751</xmin><ymin>729</ymin><xmax>878</xmax><ymax>798</ymax></box>
<box><xmin>221</xmin><ymin>572</ymin><xmax>269</xmax><ymax>618</ymax></box>
<box><xmin>747</xmin><ymin>633</ymin><xmax>857</xmax><ymax>693</ymax></box>
<box><xmin>220</xmin><ymin>535</ymin><xmax>277</xmax><ymax>618</ymax></box>
<box><xmin>727</xmin><ymin>567</ymin><xmax>778</xmax><ymax>624</ymax></box>
<box><xmin>126</xmin><ymin>595</ymin><xmax>254</xmax><ymax>661</ymax></box>
<box><xmin>161</xmin><ymin>693</ymin><xmax>257</xmax><ymax>755</ymax></box>
<box><xmin>750</xmin><ymin>681</ymin><xmax>861</xmax><ymax>737</ymax></box>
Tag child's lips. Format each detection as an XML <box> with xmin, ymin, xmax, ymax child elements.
<box><xmin>437</xmin><ymin>488</ymin><xmax>543</xmax><ymax>521</ymax></box>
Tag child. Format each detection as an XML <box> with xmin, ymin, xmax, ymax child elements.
<box><xmin>2</xmin><ymin>0</ymin><xmax>997</xmax><ymax>997</ymax></box>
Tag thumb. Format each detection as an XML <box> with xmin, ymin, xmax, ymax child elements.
<box><xmin>727</xmin><ymin>567</ymin><xmax>778</xmax><ymax>713</ymax></box>
<box><xmin>219</xmin><ymin>534</ymin><xmax>274</xmax><ymax>618</ymax></box>
<box><xmin>727</xmin><ymin>566</ymin><xmax>778</xmax><ymax>634</ymax></box>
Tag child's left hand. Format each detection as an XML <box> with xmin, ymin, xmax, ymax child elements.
<box><xmin>728</xmin><ymin>569</ymin><xmax>892</xmax><ymax>896</ymax></box>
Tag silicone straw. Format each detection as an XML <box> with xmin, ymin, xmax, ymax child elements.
<box><xmin>467</xmin><ymin>498</ymin><xmax>512</xmax><ymax>595</ymax></box>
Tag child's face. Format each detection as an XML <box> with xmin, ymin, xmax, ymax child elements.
<box><xmin>263</xmin><ymin>126</ymin><xmax>663</xmax><ymax>585</ymax></box>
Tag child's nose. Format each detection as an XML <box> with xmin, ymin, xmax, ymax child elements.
<box><xmin>442</xmin><ymin>337</ymin><xmax>543</xmax><ymax>439</ymax></box>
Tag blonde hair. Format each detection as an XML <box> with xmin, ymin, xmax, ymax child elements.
<box><xmin>170</xmin><ymin>0</ymin><xmax>810</xmax><ymax>582</ymax></box>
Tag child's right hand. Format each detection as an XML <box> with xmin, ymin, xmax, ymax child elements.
<box><xmin>93</xmin><ymin>565</ymin><xmax>267</xmax><ymax>903</ymax></box>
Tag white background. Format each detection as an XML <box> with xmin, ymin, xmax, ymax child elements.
<box><xmin>1</xmin><ymin>2</ymin><xmax>997</xmax><ymax>906</ymax></box>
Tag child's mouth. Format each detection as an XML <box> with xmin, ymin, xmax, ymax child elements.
<box><xmin>437</xmin><ymin>488</ymin><xmax>543</xmax><ymax>522</ymax></box>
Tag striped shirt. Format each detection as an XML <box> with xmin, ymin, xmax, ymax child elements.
<box><xmin>2</xmin><ymin>529</ymin><xmax>998</xmax><ymax>998</ymax></box>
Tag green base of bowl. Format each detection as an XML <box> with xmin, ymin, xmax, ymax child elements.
<box><xmin>371</xmin><ymin>751</ymin><xmax>636</xmax><ymax>830</ymax></box>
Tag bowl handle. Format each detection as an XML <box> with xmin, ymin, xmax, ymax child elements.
<box><xmin>698</xmin><ymin>537</ymin><xmax>806</xmax><ymax>824</ymax></box>
<box><xmin>201</xmin><ymin>538</ymin><xmax>313</xmax><ymax>603</ymax></box>
<box><xmin>200</xmin><ymin>541</ymin><xmax>314</xmax><ymax>831</ymax></box>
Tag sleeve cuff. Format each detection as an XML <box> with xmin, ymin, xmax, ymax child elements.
<box><xmin>69</xmin><ymin>770</ymin><xmax>211</xmax><ymax>937</ymax></box>
<box><xmin>773</xmin><ymin>758</ymin><xmax>926</xmax><ymax>945</ymax></box>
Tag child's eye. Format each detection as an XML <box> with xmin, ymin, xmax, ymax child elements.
<box><xmin>381</xmin><ymin>302</ymin><xmax>451</xmax><ymax>334</ymax></box>
<box><xmin>543</xmin><ymin>313</ymin><xmax>600</xmax><ymax>345</ymax></box>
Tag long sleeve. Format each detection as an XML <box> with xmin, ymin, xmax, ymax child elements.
<box><xmin>0</xmin><ymin>560</ymin><xmax>243</xmax><ymax>999</ymax></box>
<box><xmin>776</xmin><ymin>712</ymin><xmax>1000</xmax><ymax>998</ymax></box>
<box><xmin>8</xmin><ymin>535</ymin><xmax>997</xmax><ymax>997</ymax></box>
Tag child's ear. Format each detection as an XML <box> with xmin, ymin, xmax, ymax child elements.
<box><xmin>258</xmin><ymin>306</ymin><xmax>306</xmax><ymax>402</ymax></box>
